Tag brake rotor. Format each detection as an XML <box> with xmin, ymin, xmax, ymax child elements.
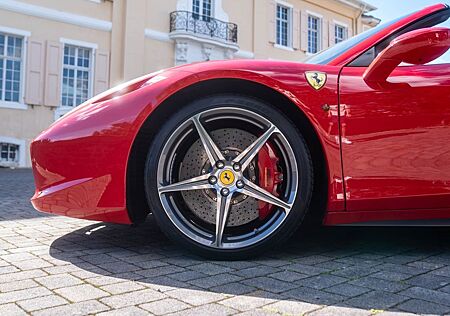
<box><xmin>180</xmin><ymin>129</ymin><xmax>260</xmax><ymax>227</ymax></box>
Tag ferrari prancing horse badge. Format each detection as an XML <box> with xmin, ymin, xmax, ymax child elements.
<box><xmin>305</xmin><ymin>71</ymin><xmax>327</xmax><ymax>90</ymax></box>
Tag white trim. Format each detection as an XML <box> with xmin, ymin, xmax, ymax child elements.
<box><xmin>333</xmin><ymin>20</ymin><xmax>349</xmax><ymax>28</ymax></box>
<box><xmin>307</xmin><ymin>13</ymin><xmax>323</xmax><ymax>53</ymax></box>
<box><xmin>0</xmin><ymin>136</ymin><xmax>26</xmax><ymax>168</ymax></box>
<box><xmin>274</xmin><ymin>44</ymin><xmax>294</xmax><ymax>52</ymax></box>
<box><xmin>0</xmin><ymin>0</ymin><xmax>112</xmax><ymax>32</ymax></box>
<box><xmin>275</xmin><ymin>0</ymin><xmax>293</xmax><ymax>8</ymax></box>
<box><xmin>169</xmin><ymin>31</ymin><xmax>239</xmax><ymax>51</ymax></box>
<box><xmin>235</xmin><ymin>50</ymin><xmax>254</xmax><ymax>59</ymax></box>
<box><xmin>275</xmin><ymin>2</ymin><xmax>293</xmax><ymax>48</ymax></box>
<box><xmin>57</xmin><ymin>39</ymin><xmax>96</xmax><ymax>120</ymax></box>
<box><xmin>145</xmin><ymin>29</ymin><xmax>171</xmax><ymax>43</ymax></box>
<box><xmin>87</xmin><ymin>0</ymin><xmax>102</xmax><ymax>3</ymax></box>
<box><xmin>0</xmin><ymin>25</ymin><xmax>29</xmax><ymax>107</ymax></box>
<box><xmin>306</xmin><ymin>10</ymin><xmax>323</xmax><ymax>19</ymax></box>
<box><xmin>0</xmin><ymin>101</ymin><xmax>27</xmax><ymax>110</ymax></box>
<box><xmin>60</xmin><ymin>38</ymin><xmax>98</xmax><ymax>50</ymax></box>
<box><xmin>0</xmin><ymin>26</ymin><xmax>30</xmax><ymax>37</ymax></box>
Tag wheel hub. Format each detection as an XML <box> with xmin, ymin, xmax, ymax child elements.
<box><xmin>180</xmin><ymin>129</ymin><xmax>259</xmax><ymax>227</ymax></box>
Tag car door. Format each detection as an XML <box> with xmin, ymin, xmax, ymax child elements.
<box><xmin>339</xmin><ymin>54</ymin><xmax>450</xmax><ymax>214</ymax></box>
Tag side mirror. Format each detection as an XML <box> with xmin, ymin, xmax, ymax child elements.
<box><xmin>363</xmin><ymin>27</ymin><xmax>450</xmax><ymax>85</ymax></box>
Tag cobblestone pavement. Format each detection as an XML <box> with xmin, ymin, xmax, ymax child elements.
<box><xmin>1</xmin><ymin>168</ymin><xmax>450</xmax><ymax>315</ymax></box>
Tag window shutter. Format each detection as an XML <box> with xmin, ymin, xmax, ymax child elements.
<box><xmin>44</xmin><ymin>41</ymin><xmax>62</xmax><ymax>107</ymax></box>
<box><xmin>268</xmin><ymin>1</ymin><xmax>276</xmax><ymax>43</ymax></box>
<box><xmin>329</xmin><ymin>22</ymin><xmax>336</xmax><ymax>46</ymax></box>
<box><xmin>94</xmin><ymin>51</ymin><xmax>110</xmax><ymax>96</ymax></box>
<box><xmin>300</xmin><ymin>11</ymin><xmax>308</xmax><ymax>52</ymax></box>
<box><xmin>322</xmin><ymin>19</ymin><xmax>329</xmax><ymax>49</ymax></box>
<box><xmin>24</xmin><ymin>40</ymin><xmax>45</xmax><ymax>105</ymax></box>
<box><xmin>292</xmin><ymin>9</ymin><xmax>300</xmax><ymax>50</ymax></box>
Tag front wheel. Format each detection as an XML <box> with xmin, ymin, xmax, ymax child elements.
<box><xmin>145</xmin><ymin>95</ymin><xmax>313</xmax><ymax>259</ymax></box>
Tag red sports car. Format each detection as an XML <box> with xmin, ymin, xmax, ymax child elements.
<box><xmin>31</xmin><ymin>4</ymin><xmax>450</xmax><ymax>259</ymax></box>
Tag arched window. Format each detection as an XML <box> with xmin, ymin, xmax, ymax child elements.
<box><xmin>192</xmin><ymin>0</ymin><xmax>212</xmax><ymax>21</ymax></box>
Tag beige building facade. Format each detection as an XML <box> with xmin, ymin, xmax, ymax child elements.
<box><xmin>0</xmin><ymin>0</ymin><xmax>378</xmax><ymax>168</ymax></box>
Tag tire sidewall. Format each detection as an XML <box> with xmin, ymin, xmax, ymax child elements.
<box><xmin>145</xmin><ymin>94</ymin><xmax>313</xmax><ymax>259</ymax></box>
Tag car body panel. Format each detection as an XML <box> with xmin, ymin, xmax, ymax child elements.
<box><xmin>31</xmin><ymin>61</ymin><xmax>345</xmax><ymax>223</ymax></box>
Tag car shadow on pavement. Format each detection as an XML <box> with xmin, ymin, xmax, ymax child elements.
<box><xmin>49</xmin><ymin>216</ymin><xmax>450</xmax><ymax>315</ymax></box>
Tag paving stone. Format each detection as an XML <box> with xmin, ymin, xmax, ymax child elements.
<box><xmin>295</xmin><ymin>274</ymin><xmax>347</xmax><ymax>290</ymax></box>
<box><xmin>0</xmin><ymin>279</ymin><xmax>39</xmax><ymax>292</ymax></box>
<box><xmin>268</xmin><ymin>270</ymin><xmax>308</xmax><ymax>282</ymax></box>
<box><xmin>166</xmin><ymin>288</ymin><xmax>227</xmax><ymax>306</ymax></box>
<box><xmin>33</xmin><ymin>299</ymin><xmax>110</xmax><ymax>316</ymax></box>
<box><xmin>284</xmin><ymin>286</ymin><xmax>346</xmax><ymax>305</ymax></box>
<box><xmin>324</xmin><ymin>283</ymin><xmax>371</xmax><ymax>297</ymax></box>
<box><xmin>370</xmin><ymin>270</ymin><xmax>412</xmax><ymax>282</ymax></box>
<box><xmin>431</xmin><ymin>266</ymin><xmax>450</xmax><ymax>277</ymax></box>
<box><xmin>97</xmin><ymin>306</ymin><xmax>150</xmax><ymax>316</ymax></box>
<box><xmin>233</xmin><ymin>266</ymin><xmax>280</xmax><ymax>278</ymax></box>
<box><xmin>100</xmin><ymin>281</ymin><xmax>146</xmax><ymax>294</ymax></box>
<box><xmin>308</xmin><ymin>305</ymin><xmax>372</xmax><ymax>316</ymax></box>
<box><xmin>55</xmin><ymin>284</ymin><xmax>109</xmax><ymax>302</ymax></box>
<box><xmin>284</xmin><ymin>263</ymin><xmax>329</xmax><ymax>275</ymax></box>
<box><xmin>345</xmin><ymin>291</ymin><xmax>408</xmax><ymax>310</ymax></box>
<box><xmin>168</xmin><ymin>303</ymin><xmax>236</xmax><ymax>316</ymax></box>
<box><xmin>140</xmin><ymin>298</ymin><xmax>190</xmax><ymax>315</ymax></box>
<box><xmin>0</xmin><ymin>303</ymin><xmax>28</xmax><ymax>316</ymax></box>
<box><xmin>12</xmin><ymin>258</ymin><xmax>53</xmax><ymax>270</ymax></box>
<box><xmin>169</xmin><ymin>270</ymin><xmax>207</xmax><ymax>282</ymax></box>
<box><xmin>188</xmin><ymin>262</ymin><xmax>233</xmax><ymax>275</ymax></box>
<box><xmin>0</xmin><ymin>286</ymin><xmax>52</xmax><ymax>304</ymax></box>
<box><xmin>100</xmin><ymin>289</ymin><xmax>166</xmax><ymax>308</ymax></box>
<box><xmin>405</xmin><ymin>273</ymin><xmax>450</xmax><ymax>289</ymax></box>
<box><xmin>16</xmin><ymin>294</ymin><xmax>68</xmax><ymax>312</ymax></box>
<box><xmin>399</xmin><ymin>286</ymin><xmax>450</xmax><ymax>306</ymax></box>
<box><xmin>263</xmin><ymin>300</ymin><xmax>320</xmax><ymax>315</ymax></box>
<box><xmin>220</xmin><ymin>295</ymin><xmax>275</xmax><ymax>311</ymax></box>
<box><xmin>396</xmin><ymin>299</ymin><xmax>450</xmax><ymax>315</ymax></box>
<box><xmin>349</xmin><ymin>276</ymin><xmax>410</xmax><ymax>293</ymax></box>
<box><xmin>36</xmin><ymin>274</ymin><xmax>83</xmax><ymax>289</ymax></box>
<box><xmin>210</xmin><ymin>282</ymin><xmax>258</xmax><ymax>295</ymax></box>
<box><xmin>242</xmin><ymin>276</ymin><xmax>298</xmax><ymax>293</ymax></box>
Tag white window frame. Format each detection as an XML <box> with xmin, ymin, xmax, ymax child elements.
<box><xmin>56</xmin><ymin>38</ymin><xmax>97</xmax><ymax>120</ymax></box>
<box><xmin>334</xmin><ymin>20</ymin><xmax>348</xmax><ymax>44</ymax></box>
<box><xmin>0</xmin><ymin>136</ymin><xmax>26</xmax><ymax>168</ymax></box>
<box><xmin>0</xmin><ymin>26</ymin><xmax>30</xmax><ymax>110</ymax></box>
<box><xmin>275</xmin><ymin>1</ymin><xmax>293</xmax><ymax>49</ymax></box>
<box><xmin>192</xmin><ymin>0</ymin><xmax>214</xmax><ymax>20</ymax></box>
<box><xmin>306</xmin><ymin>11</ymin><xmax>322</xmax><ymax>55</ymax></box>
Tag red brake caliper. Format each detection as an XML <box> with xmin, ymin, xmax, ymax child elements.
<box><xmin>257</xmin><ymin>142</ymin><xmax>283</xmax><ymax>220</ymax></box>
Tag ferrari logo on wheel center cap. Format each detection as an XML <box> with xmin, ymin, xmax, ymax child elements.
<box><xmin>219</xmin><ymin>170</ymin><xmax>235</xmax><ymax>186</ymax></box>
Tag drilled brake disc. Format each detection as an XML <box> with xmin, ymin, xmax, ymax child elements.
<box><xmin>180</xmin><ymin>129</ymin><xmax>259</xmax><ymax>226</ymax></box>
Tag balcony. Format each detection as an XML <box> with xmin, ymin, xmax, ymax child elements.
<box><xmin>169</xmin><ymin>11</ymin><xmax>238</xmax><ymax>46</ymax></box>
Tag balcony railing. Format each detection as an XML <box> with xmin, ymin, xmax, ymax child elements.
<box><xmin>169</xmin><ymin>11</ymin><xmax>238</xmax><ymax>44</ymax></box>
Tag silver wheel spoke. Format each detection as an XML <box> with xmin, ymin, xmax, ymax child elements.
<box><xmin>241</xmin><ymin>179</ymin><xmax>292</xmax><ymax>212</ymax></box>
<box><xmin>192</xmin><ymin>115</ymin><xmax>225</xmax><ymax>165</ymax></box>
<box><xmin>214</xmin><ymin>192</ymin><xmax>233</xmax><ymax>248</ymax></box>
<box><xmin>233</xmin><ymin>125</ymin><xmax>277</xmax><ymax>171</ymax></box>
<box><xmin>159</xmin><ymin>174</ymin><xmax>212</xmax><ymax>194</ymax></box>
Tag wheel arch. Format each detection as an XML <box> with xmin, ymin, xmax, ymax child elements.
<box><xmin>127</xmin><ymin>78</ymin><xmax>328</xmax><ymax>225</ymax></box>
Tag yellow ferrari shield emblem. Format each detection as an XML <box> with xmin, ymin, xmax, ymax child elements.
<box><xmin>219</xmin><ymin>170</ymin><xmax>235</xmax><ymax>186</ymax></box>
<box><xmin>305</xmin><ymin>72</ymin><xmax>327</xmax><ymax>90</ymax></box>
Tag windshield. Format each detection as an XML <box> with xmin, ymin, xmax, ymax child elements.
<box><xmin>305</xmin><ymin>15</ymin><xmax>406</xmax><ymax>65</ymax></box>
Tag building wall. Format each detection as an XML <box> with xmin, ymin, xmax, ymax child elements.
<box><xmin>0</xmin><ymin>0</ymin><xmax>377</xmax><ymax>168</ymax></box>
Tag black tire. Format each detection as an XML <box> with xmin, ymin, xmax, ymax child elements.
<box><xmin>145</xmin><ymin>94</ymin><xmax>313</xmax><ymax>259</ymax></box>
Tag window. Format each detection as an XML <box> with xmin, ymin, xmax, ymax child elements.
<box><xmin>61</xmin><ymin>45</ymin><xmax>92</xmax><ymax>107</ymax></box>
<box><xmin>335</xmin><ymin>24</ymin><xmax>347</xmax><ymax>44</ymax></box>
<box><xmin>0</xmin><ymin>33</ymin><xmax>23</xmax><ymax>103</ymax></box>
<box><xmin>193</xmin><ymin>0</ymin><xmax>212</xmax><ymax>21</ymax></box>
<box><xmin>308</xmin><ymin>15</ymin><xmax>321</xmax><ymax>54</ymax></box>
<box><xmin>276</xmin><ymin>4</ymin><xmax>291</xmax><ymax>47</ymax></box>
<box><xmin>0</xmin><ymin>143</ymin><xmax>19</xmax><ymax>164</ymax></box>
